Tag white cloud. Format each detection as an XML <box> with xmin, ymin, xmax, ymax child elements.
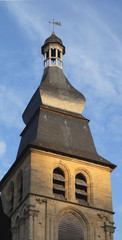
<box><xmin>0</xmin><ymin>141</ymin><xmax>6</xmax><ymax>158</ymax></box>
<box><xmin>0</xmin><ymin>83</ymin><xmax>25</xmax><ymax>129</ymax></box>
<box><xmin>5</xmin><ymin>2</ymin><xmax>48</xmax><ymax>43</ymax></box>
<box><xmin>115</xmin><ymin>204</ymin><xmax>122</xmax><ymax>214</ymax></box>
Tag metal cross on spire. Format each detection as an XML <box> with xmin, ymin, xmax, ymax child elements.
<box><xmin>49</xmin><ymin>19</ymin><xmax>61</xmax><ymax>33</ymax></box>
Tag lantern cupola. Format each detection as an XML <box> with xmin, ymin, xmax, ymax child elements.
<box><xmin>41</xmin><ymin>32</ymin><xmax>65</xmax><ymax>69</ymax></box>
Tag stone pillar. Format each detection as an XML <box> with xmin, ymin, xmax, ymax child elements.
<box><xmin>60</xmin><ymin>51</ymin><xmax>63</xmax><ymax>68</ymax></box>
<box><xmin>26</xmin><ymin>209</ymin><xmax>39</xmax><ymax>240</ymax></box>
<box><xmin>49</xmin><ymin>48</ymin><xmax>51</xmax><ymax>66</ymax></box>
<box><xmin>33</xmin><ymin>212</ymin><xmax>38</xmax><ymax>240</ymax></box>
<box><xmin>56</xmin><ymin>49</ymin><xmax>58</xmax><ymax>66</ymax></box>
<box><xmin>104</xmin><ymin>222</ymin><xmax>115</xmax><ymax>240</ymax></box>
<box><xmin>28</xmin><ymin>214</ymin><xmax>33</xmax><ymax>240</ymax></box>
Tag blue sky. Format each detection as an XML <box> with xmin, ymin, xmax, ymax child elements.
<box><xmin>0</xmin><ymin>0</ymin><xmax>122</xmax><ymax>238</ymax></box>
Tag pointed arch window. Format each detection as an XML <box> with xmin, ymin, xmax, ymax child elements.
<box><xmin>75</xmin><ymin>173</ymin><xmax>87</xmax><ymax>204</ymax></box>
<box><xmin>53</xmin><ymin>168</ymin><xmax>65</xmax><ymax>200</ymax></box>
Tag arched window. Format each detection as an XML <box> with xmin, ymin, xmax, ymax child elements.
<box><xmin>7</xmin><ymin>181</ymin><xmax>14</xmax><ymax>213</ymax></box>
<box><xmin>75</xmin><ymin>173</ymin><xmax>87</xmax><ymax>204</ymax></box>
<box><xmin>16</xmin><ymin>171</ymin><xmax>23</xmax><ymax>203</ymax></box>
<box><xmin>53</xmin><ymin>168</ymin><xmax>65</xmax><ymax>200</ymax></box>
<box><xmin>58</xmin><ymin>213</ymin><xmax>84</xmax><ymax>240</ymax></box>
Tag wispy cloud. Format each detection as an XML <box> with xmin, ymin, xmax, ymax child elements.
<box><xmin>5</xmin><ymin>2</ymin><xmax>48</xmax><ymax>42</ymax></box>
<box><xmin>0</xmin><ymin>141</ymin><xmax>6</xmax><ymax>158</ymax></box>
<box><xmin>0</xmin><ymin>156</ymin><xmax>13</xmax><ymax>180</ymax></box>
<box><xmin>0</xmin><ymin>82</ymin><xmax>25</xmax><ymax>128</ymax></box>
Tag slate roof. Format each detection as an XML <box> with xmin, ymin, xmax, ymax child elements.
<box><xmin>16</xmin><ymin>66</ymin><xmax>115</xmax><ymax>169</ymax></box>
<box><xmin>41</xmin><ymin>32</ymin><xmax>65</xmax><ymax>54</ymax></box>
<box><xmin>22</xmin><ymin>66</ymin><xmax>86</xmax><ymax>125</ymax></box>
<box><xmin>17</xmin><ymin>106</ymin><xmax>115</xmax><ymax>169</ymax></box>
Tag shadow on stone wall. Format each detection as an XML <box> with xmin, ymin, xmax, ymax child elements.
<box><xmin>0</xmin><ymin>196</ymin><xmax>12</xmax><ymax>240</ymax></box>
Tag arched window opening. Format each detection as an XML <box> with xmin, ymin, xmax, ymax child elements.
<box><xmin>46</xmin><ymin>50</ymin><xmax>49</xmax><ymax>59</ymax></box>
<box><xmin>51</xmin><ymin>48</ymin><xmax>56</xmax><ymax>65</ymax></box>
<box><xmin>75</xmin><ymin>173</ymin><xmax>87</xmax><ymax>204</ymax></box>
<box><xmin>51</xmin><ymin>48</ymin><xmax>56</xmax><ymax>60</ymax></box>
<box><xmin>58</xmin><ymin>50</ymin><xmax>61</xmax><ymax>59</ymax></box>
<box><xmin>58</xmin><ymin>213</ymin><xmax>84</xmax><ymax>240</ymax></box>
<box><xmin>17</xmin><ymin>171</ymin><xmax>23</xmax><ymax>203</ymax></box>
<box><xmin>53</xmin><ymin>168</ymin><xmax>65</xmax><ymax>200</ymax></box>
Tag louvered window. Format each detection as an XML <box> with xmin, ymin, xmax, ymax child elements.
<box><xmin>58</xmin><ymin>213</ymin><xmax>84</xmax><ymax>240</ymax></box>
<box><xmin>53</xmin><ymin>168</ymin><xmax>65</xmax><ymax>200</ymax></box>
<box><xmin>75</xmin><ymin>173</ymin><xmax>87</xmax><ymax>204</ymax></box>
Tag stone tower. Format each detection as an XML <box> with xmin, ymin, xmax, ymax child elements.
<box><xmin>0</xmin><ymin>32</ymin><xmax>116</xmax><ymax>240</ymax></box>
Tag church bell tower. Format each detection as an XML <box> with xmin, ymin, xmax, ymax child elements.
<box><xmin>0</xmin><ymin>32</ymin><xmax>116</xmax><ymax>240</ymax></box>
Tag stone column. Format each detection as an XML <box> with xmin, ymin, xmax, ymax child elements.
<box><xmin>104</xmin><ymin>222</ymin><xmax>115</xmax><ymax>240</ymax></box>
<box><xmin>33</xmin><ymin>212</ymin><xmax>38</xmax><ymax>240</ymax></box>
<box><xmin>60</xmin><ymin>51</ymin><xmax>62</xmax><ymax>68</ymax></box>
<box><xmin>49</xmin><ymin>48</ymin><xmax>51</xmax><ymax>66</ymax></box>
<box><xmin>26</xmin><ymin>209</ymin><xmax>39</xmax><ymax>240</ymax></box>
<box><xmin>56</xmin><ymin>49</ymin><xmax>58</xmax><ymax>66</ymax></box>
<box><xmin>28</xmin><ymin>214</ymin><xmax>33</xmax><ymax>240</ymax></box>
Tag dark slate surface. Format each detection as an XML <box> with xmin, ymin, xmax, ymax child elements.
<box><xmin>23</xmin><ymin>66</ymin><xmax>86</xmax><ymax>125</ymax></box>
<box><xmin>0</xmin><ymin>196</ymin><xmax>12</xmax><ymax>240</ymax></box>
<box><xmin>18</xmin><ymin>65</ymin><xmax>115</xmax><ymax>168</ymax></box>
<box><xmin>17</xmin><ymin>107</ymin><xmax>115</xmax><ymax>167</ymax></box>
<box><xmin>40</xmin><ymin>66</ymin><xmax>85</xmax><ymax>102</ymax></box>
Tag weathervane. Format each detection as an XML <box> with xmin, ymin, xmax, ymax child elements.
<box><xmin>49</xmin><ymin>19</ymin><xmax>61</xmax><ymax>33</ymax></box>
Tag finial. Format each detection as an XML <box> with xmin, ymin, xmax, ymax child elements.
<box><xmin>49</xmin><ymin>18</ymin><xmax>61</xmax><ymax>33</ymax></box>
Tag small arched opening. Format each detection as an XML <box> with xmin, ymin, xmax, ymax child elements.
<box><xmin>53</xmin><ymin>168</ymin><xmax>65</xmax><ymax>200</ymax></box>
<box><xmin>75</xmin><ymin>173</ymin><xmax>87</xmax><ymax>204</ymax></box>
